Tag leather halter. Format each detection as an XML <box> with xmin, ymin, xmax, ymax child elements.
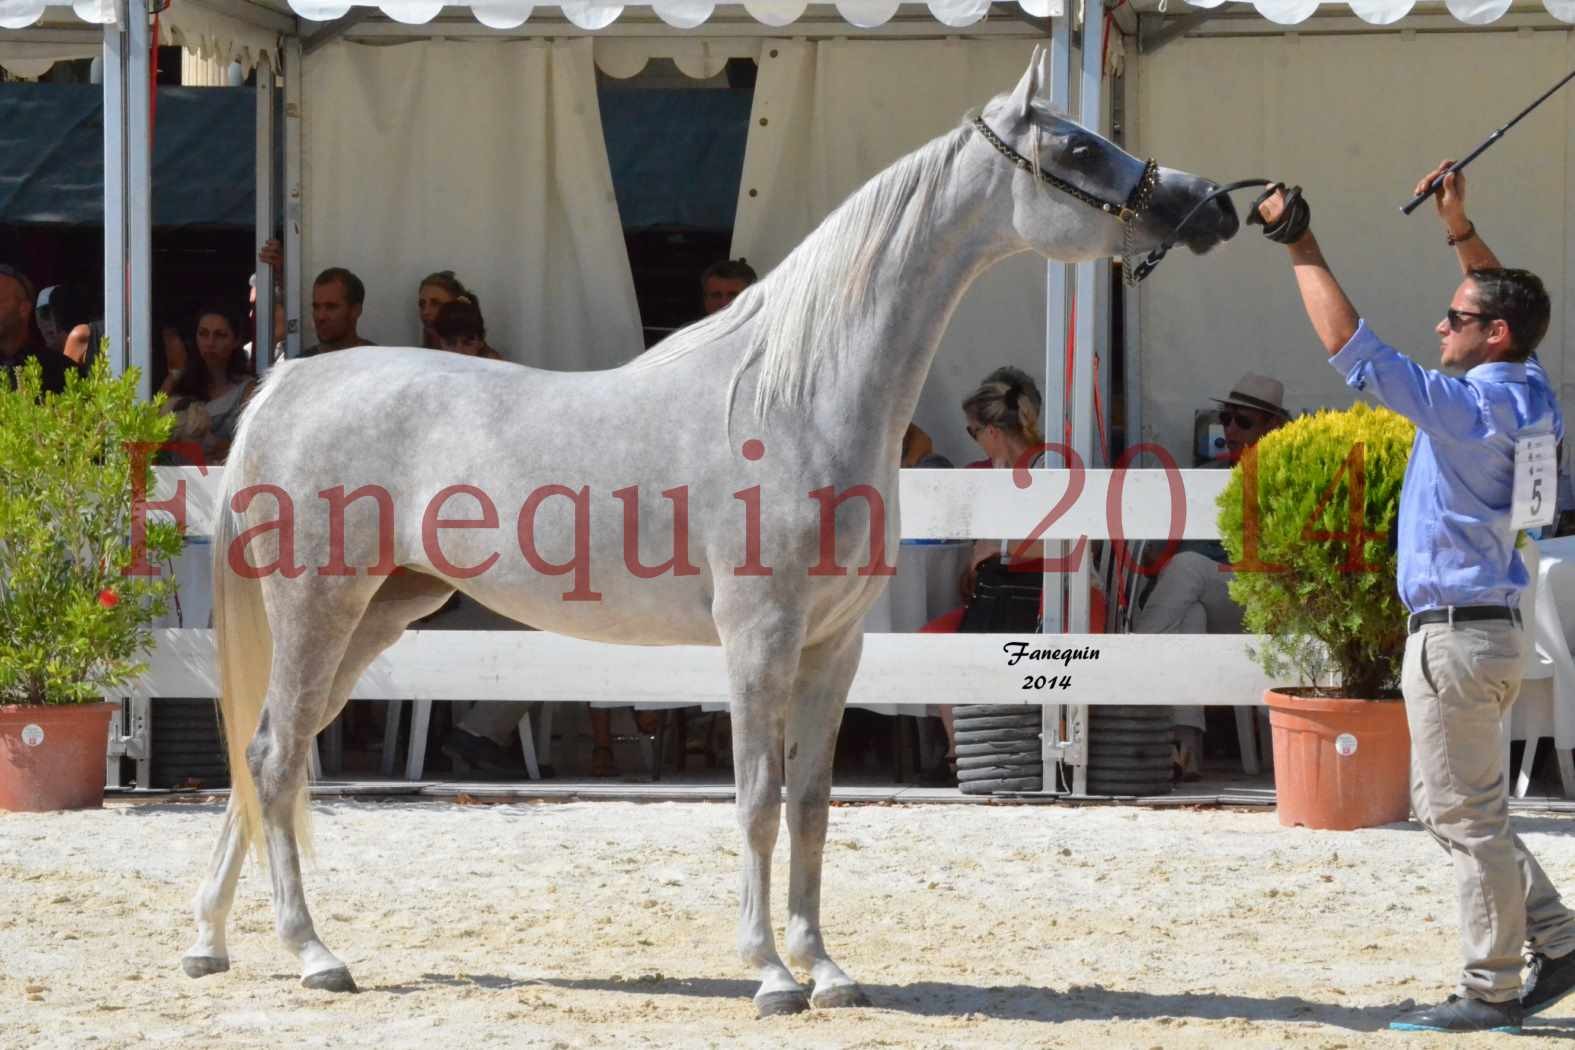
<box><xmin>970</xmin><ymin>114</ymin><xmax>1264</xmax><ymax>285</ymax></box>
<box><xmin>969</xmin><ymin>115</ymin><xmax>1159</xmax><ymax>226</ymax></box>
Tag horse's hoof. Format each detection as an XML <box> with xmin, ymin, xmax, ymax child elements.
<box><xmin>180</xmin><ymin>955</ymin><xmax>230</xmax><ymax>979</ymax></box>
<box><xmin>810</xmin><ymin>982</ymin><xmax>871</xmax><ymax>1010</ymax></box>
<box><xmin>301</xmin><ymin>967</ymin><xmax>358</xmax><ymax>993</ymax></box>
<box><xmin>755</xmin><ymin>989</ymin><xmax>811</xmax><ymax>1018</ymax></box>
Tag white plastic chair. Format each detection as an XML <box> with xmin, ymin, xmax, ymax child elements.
<box><xmin>1507</xmin><ymin>539</ymin><xmax>1575</xmax><ymax>798</ymax></box>
<box><xmin>384</xmin><ymin>700</ymin><xmax>552</xmax><ymax>781</ymax></box>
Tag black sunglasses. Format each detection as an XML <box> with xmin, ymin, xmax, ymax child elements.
<box><xmin>1445</xmin><ymin>308</ymin><xmax>1498</xmax><ymax>332</ymax></box>
<box><xmin>1218</xmin><ymin>410</ymin><xmax>1265</xmax><ymax>429</ymax></box>
<box><xmin>967</xmin><ymin>422</ymin><xmax>990</xmax><ymax>440</ymax></box>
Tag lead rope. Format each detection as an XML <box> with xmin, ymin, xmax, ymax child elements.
<box><xmin>1125</xmin><ymin>178</ymin><xmax>1274</xmax><ymax>285</ymax></box>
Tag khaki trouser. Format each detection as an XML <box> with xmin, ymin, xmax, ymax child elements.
<box><xmin>1403</xmin><ymin>620</ymin><xmax>1575</xmax><ymax>1001</ymax></box>
<box><xmin>1133</xmin><ymin>552</ymin><xmax>1243</xmax><ymax>732</ymax></box>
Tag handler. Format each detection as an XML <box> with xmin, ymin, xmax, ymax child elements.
<box><xmin>1254</xmin><ymin>168</ymin><xmax>1575</xmax><ymax>1034</ymax></box>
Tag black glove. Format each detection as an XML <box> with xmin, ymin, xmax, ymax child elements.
<box><xmin>1247</xmin><ymin>182</ymin><xmax>1312</xmax><ymax>244</ymax></box>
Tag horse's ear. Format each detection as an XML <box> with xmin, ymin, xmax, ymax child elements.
<box><xmin>1007</xmin><ymin>45</ymin><xmax>1042</xmax><ymax>123</ymax></box>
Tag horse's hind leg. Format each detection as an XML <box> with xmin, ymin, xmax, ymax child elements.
<box><xmin>783</xmin><ymin>625</ymin><xmax>870</xmax><ymax>1009</ymax></box>
<box><xmin>181</xmin><ymin>795</ymin><xmax>248</xmax><ymax>977</ymax></box>
<box><xmin>182</xmin><ymin>572</ymin><xmax>452</xmax><ymax>985</ymax></box>
<box><xmin>254</xmin><ymin>574</ymin><xmax>453</xmax><ymax>992</ymax></box>
<box><xmin>720</xmin><ymin>602</ymin><xmax>809</xmax><ymax>1018</ymax></box>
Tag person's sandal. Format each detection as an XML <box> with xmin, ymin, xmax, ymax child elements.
<box><xmin>590</xmin><ymin>745</ymin><xmax>615</xmax><ymax>777</ymax></box>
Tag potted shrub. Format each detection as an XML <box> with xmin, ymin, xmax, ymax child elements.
<box><xmin>1216</xmin><ymin>402</ymin><xmax>1415</xmax><ymax>830</ymax></box>
<box><xmin>0</xmin><ymin>357</ymin><xmax>182</xmax><ymax>811</ymax></box>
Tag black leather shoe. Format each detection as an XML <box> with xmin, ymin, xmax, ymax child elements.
<box><xmin>440</xmin><ymin>729</ymin><xmax>519</xmax><ymax>776</ymax></box>
<box><xmin>1389</xmin><ymin>995</ymin><xmax>1522</xmax><ymax>1033</ymax></box>
<box><xmin>1524</xmin><ymin>951</ymin><xmax>1575</xmax><ymax>1017</ymax></box>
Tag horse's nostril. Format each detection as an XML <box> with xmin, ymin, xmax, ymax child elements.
<box><xmin>1215</xmin><ymin>193</ymin><xmax>1240</xmax><ymax>238</ymax></box>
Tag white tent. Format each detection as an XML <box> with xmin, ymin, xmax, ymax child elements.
<box><xmin>3</xmin><ymin>0</ymin><xmax>1575</xmax><ymax>610</ymax></box>
<box><xmin>7</xmin><ymin>0</ymin><xmax>1570</xmax><ymax>792</ymax></box>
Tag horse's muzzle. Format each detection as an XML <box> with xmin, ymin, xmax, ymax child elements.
<box><xmin>1185</xmin><ymin>191</ymin><xmax>1239</xmax><ymax>253</ymax></box>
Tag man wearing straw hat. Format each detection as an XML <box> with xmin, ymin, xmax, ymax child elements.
<box><xmin>1137</xmin><ymin>371</ymin><xmax>1289</xmax><ymax>779</ymax></box>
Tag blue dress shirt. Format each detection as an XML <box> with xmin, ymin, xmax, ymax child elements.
<box><xmin>1329</xmin><ymin>321</ymin><xmax>1563</xmax><ymax>613</ymax></box>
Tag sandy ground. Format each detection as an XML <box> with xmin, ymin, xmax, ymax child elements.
<box><xmin>2</xmin><ymin>798</ymin><xmax>1573</xmax><ymax>1049</ymax></box>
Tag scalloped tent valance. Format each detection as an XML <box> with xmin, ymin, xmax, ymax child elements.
<box><xmin>283</xmin><ymin>0</ymin><xmax>1064</xmax><ymax>29</ymax></box>
<box><xmin>279</xmin><ymin>0</ymin><xmax>1575</xmax><ymax>28</ymax></box>
<box><xmin>0</xmin><ymin>0</ymin><xmax>279</xmax><ymax>72</ymax></box>
<box><xmin>1191</xmin><ymin>0</ymin><xmax>1575</xmax><ymax>24</ymax></box>
<box><xmin>4</xmin><ymin>0</ymin><xmax>1575</xmax><ymax>80</ymax></box>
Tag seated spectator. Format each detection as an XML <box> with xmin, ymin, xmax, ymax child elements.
<box><xmin>700</xmin><ymin>259</ymin><xmax>757</xmax><ymax>316</ymax></box>
<box><xmin>0</xmin><ymin>264</ymin><xmax>68</xmax><ymax>395</ymax></box>
<box><xmin>302</xmin><ymin>267</ymin><xmax>372</xmax><ymax>357</ymax></box>
<box><xmin>902</xmin><ymin>423</ymin><xmax>954</xmax><ymax>469</ymax></box>
<box><xmin>156</xmin><ymin>317</ymin><xmax>192</xmax><ymax>398</ymax></box>
<box><xmin>418</xmin><ymin>271</ymin><xmax>471</xmax><ymax>349</ymax></box>
<box><xmin>161</xmin><ymin>305</ymin><xmax>256</xmax><ymax>465</ymax></box>
<box><xmin>920</xmin><ymin>366</ymin><xmax>1047</xmax><ymax>781</ymax></box>
<box><xmin>1130</xmin><ymin>372</ymin><xmax>1291</xmax><ymax>779</ymax></box>
<box><xmin>35</xmin><ymin>284</ymin><xmax>100</xmax><ymax>371</ymax></box>
<box><xmin>433</xmin><ymin>298</ymin><xmax>504</xmax><ymax>360</ymax></box>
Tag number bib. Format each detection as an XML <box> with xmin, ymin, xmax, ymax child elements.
<box><xmin>1512</xmin><ymin>433</ymin><xmax>1557</xmax><ymax>531</ymax></box>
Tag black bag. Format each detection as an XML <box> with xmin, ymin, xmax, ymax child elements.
<box><xmin>958</xmin><ymin>555</ymin><xmax>1043</xmax><ymax>634</ymax></box>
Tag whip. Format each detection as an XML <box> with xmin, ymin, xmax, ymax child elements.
<box><xmin>1400</xmin><ymin>69</ymin><xmax>1575</xmax><ymax>215</ymax></box>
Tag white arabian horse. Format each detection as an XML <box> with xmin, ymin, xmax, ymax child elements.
<box><xmin>182</xmin><ymin>50</ymin><xmax>1238</xmax><ymax>1015</ymax></box>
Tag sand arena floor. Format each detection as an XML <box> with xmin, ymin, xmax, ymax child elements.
<box><xmin>1</xmin><ymin>797</ymin><xmax>1573</xmax><ymax>1048</ymax></box>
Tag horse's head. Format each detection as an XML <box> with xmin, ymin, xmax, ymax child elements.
<box><xmin>978</xmin><ymin>49</ymin><xmax>1238</xmax><ymax>265</ymax></box>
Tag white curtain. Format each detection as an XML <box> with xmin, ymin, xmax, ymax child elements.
<box><xmin>731</xmin><ymin>37</ymin><xmax>1046</xmax><ymax>466</ymax></box>
<box><xmin>303</xmin><ymin>39</ymin><xmax>643</xmax><ymax>371</ymax></box>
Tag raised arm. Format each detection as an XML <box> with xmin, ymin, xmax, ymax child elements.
<box><xmin>1414</xmin><ymin>160</ymin><xmax>1502</xmax><ymax>272</ymax></box>
<box><xmin>1255</xmin><ymin>189</ymin><xmax>1359</xmax><ymax>356</ymax></box>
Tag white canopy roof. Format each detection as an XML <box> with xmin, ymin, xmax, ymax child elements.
<box><xmin>5</xmin><ymin>0</ymin><xmax>1575</xmax><ymax>40</ymax></box>
<box><xmin>0</xmin><ymin>0</ymin><xmax>1571</xmax><ymax>80</ymax></box>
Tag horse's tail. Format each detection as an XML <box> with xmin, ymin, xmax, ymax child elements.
<box><xmin>211</xmin><ymin>365</ymin><xmax>310</xmax><ymax>861</ymax></box>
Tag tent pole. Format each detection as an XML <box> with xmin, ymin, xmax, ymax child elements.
<box><xmin>1041</xmin><ymin>13</ymin><xmax>1072</xmax><ymax>638</ymax></box>
<box><xmin>1039</xmin><ymin>12</ymin><xmax>1084</xmax><ymax>796</ymax></box>
<box><xmin>255</xmin><ymin>58</ymin><xmax>276</xmax><ymax>374</ymax></box>
<box><xmin>1121</xmin><ymin>28</ymin><xmax>1143</xmax><ymax>463</ymax></box>
<box><xmin>127</xmin><ymin>0</ymin><xmax>152</xmax><ymax>399</ymax></box>
<box><xmin>102</xmin><ymin>4</ymin><xmax>127</xmax><ymax>378</ymax></box>
<box><xmin>1066</xmin><ymin>6</ymin><xmax>1110</xmax><ymax>798</ymax></box>
<box><xmin>283</xmin><ymin>36</ymin><xmax>303</xmax><ymax>361</ymax></box>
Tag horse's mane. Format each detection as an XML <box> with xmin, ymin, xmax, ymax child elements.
<box><xmin>628</xmin><ymin>121</ymin><xmax>973</xmax><ymax>426</ymax></box>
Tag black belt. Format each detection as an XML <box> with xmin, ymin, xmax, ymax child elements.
<box><xmin>1407</xmin><ymin>605</ymin><xmax>1522</xmax><ymax>634</ymax></box>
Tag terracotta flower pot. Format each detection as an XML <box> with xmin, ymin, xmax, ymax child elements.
<box><xmin>0</xmin><ymin>702</ymin><xmax>117</xmax><ymax>812</ymax></box>
<box><xmin>1263</xmin><ymin>688</ymin><xmax>1411</xmax><ymax>831</ymax></box>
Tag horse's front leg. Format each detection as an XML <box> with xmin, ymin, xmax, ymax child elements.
<box><xmin>784</xmin><ymin>625</ymin><xmax>870</xmax><ymax>1009</ymax></box>
<box><xmin>181</xmin><ymin>796</ymin><xmax>248</xmax><ymax>978</ymax></box>
<box><xmin>721</xmin><ymin>603</ymin><xmax>808</xmax><ymax>1017</ymax></box>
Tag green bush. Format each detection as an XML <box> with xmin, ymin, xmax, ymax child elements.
<box><xmin>0</xmin><ymin>357</ymin><xmax>183</xmax><ymax>705</ymax></box>
<box><xmin>1216</xmin><ymin>402</ymin><xmax>1414</xmax><ymax>698</ymax></box>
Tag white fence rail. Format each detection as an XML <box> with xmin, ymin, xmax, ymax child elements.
<box><xmin>116</xmin><ymin>466</ymin><xmax>1274</xmax><ymax>789</ymax></box>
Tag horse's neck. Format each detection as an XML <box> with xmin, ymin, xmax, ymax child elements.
<box><xmin>836</xmin><ymin>160</ymin><xmax>1020</xmax><ymax>443</ymax></box>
